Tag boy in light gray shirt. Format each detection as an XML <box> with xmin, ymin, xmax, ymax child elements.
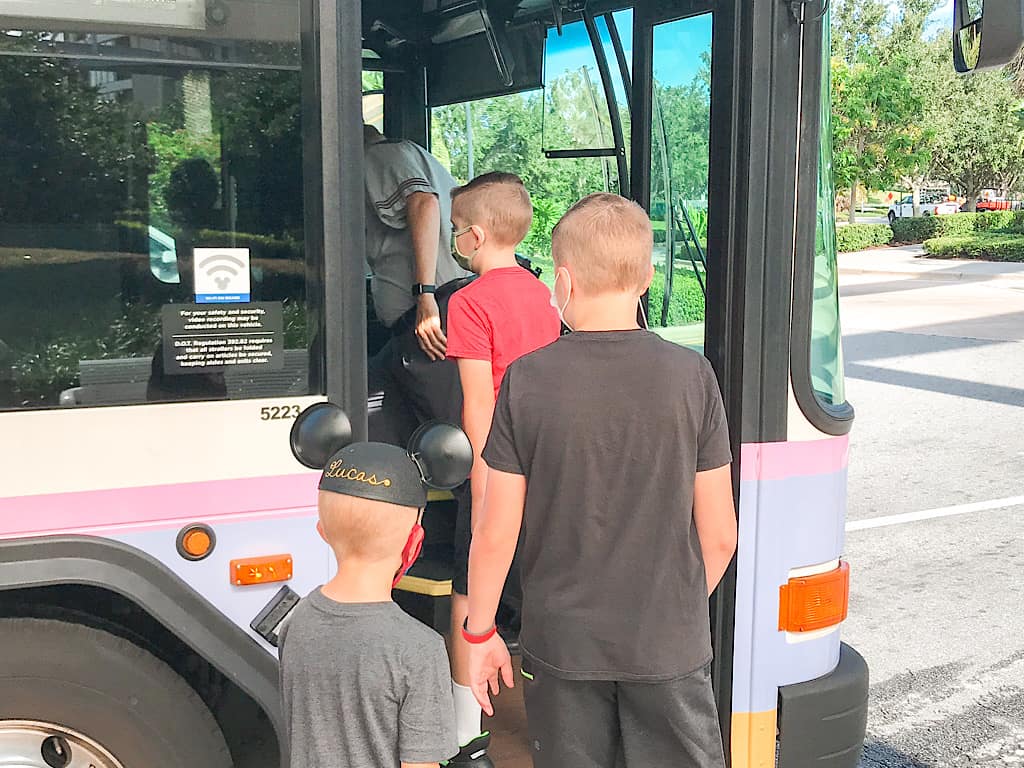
<box><xmin>280</xmin><ymin>438</ymin><xmax>463</xmax><ymax>768</ymax></box>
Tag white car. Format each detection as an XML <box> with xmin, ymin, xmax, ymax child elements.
<box><xmin>888</xmin><ymin>194</ymin><xmax>961</xmax><ymax>223</ymax></box>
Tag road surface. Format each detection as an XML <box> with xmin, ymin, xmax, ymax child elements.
<box><xmin>839</xmin><ymin>254</ymin><xmax>1024</xmax><ymax>767</ymax></box>
<box><xmin>482</xmin><ymin>251</ymin><xmax>1024</xmax><ymax>767</ymax></box>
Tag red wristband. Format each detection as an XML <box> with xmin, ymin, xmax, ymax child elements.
<box><xmin>461</xmin><ymin>618</ymin><xmax>497</xmax><ymax>644</ymax></box>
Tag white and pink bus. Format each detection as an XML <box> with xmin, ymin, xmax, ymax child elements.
<box><xmin>0</xmin><ymin>1</ymin><xmax>1008</xmax><ymax>766</ymax></box>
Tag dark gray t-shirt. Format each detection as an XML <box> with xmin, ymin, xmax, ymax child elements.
<box><xmin>482</xmin><ymin>330</ymin><xmax>732</xmax><ymax>682</ymax></box>
<box><xmin>279</xmin><ymin>590</ymin><xmax>457</xmax><ymax>767</ymax></box>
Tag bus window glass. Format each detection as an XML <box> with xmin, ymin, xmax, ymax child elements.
<box><xmin>363</xmin><ymin>66</ymin><xmax>384</xmax><ymax>131</ymax></box>
<box><xmin>594</xmin><ymin>11</ymin><xmax>633</xmax><ymax>172</ymax></box>
<box><xmin>0</xmin><ymin>9</ymin><xmax>319</xmax><ymax>410</ymax></box>
<box><xmin>432</xmin><ymin>104</ymin><xmax>615</xmax><ymax>285</ymax></box>
<box><xmin>648</xmin><ymin>14</ymin><xmax>711</xmax><ymax>352</ymax></box>
<box><xmin>543</xmin><ymin>20</ymin><xmax>614</xmax><ymax>155</ymax></box>
<box><xmin>810</xmin><ymin>21</ymin><xmax>846</xmax><ymax>405</ymax></box>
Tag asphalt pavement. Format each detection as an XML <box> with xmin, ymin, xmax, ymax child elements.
<box><xmin>838</xmin><ymin>247</ymin><xmax>1024</xmax><ymax>767</ymax></box>
<box><xmin>480</xmin><ymin>247</ymin><xmax>1024</xmax><ymax>767</ymax></box>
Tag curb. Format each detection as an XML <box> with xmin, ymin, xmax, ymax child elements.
<box><xmin>838</xmin><ymin>267</ymin><xmax>1024</xmax><ymax>284</ymax></box>
<box><xmin>839</xmin><ymin>267</ymin><xmax>987</xmax><ymax>282</ymax></box>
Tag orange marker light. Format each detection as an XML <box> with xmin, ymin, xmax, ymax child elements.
<box><xmin>778</xmin><ymin>561</ymin><xmax>850</xmax><ymax>633</ymax></box>
<box><xmin>182</xmin><ymin>529</ymin><xmax>212</xmax><ymax>558</ymax></box>
<box><xmin>176</xmin><ymin>524</ymin><xmax>215</xmax><ymax>561</ymax></box>
<box><xmin>231</xmin><ymin>555</ymin><xmax>293</xmax><ymax>586</ymax></box>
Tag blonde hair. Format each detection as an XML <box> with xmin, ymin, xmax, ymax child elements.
<box><xmin>318</xmin><ymin>491</ymin><xmax>417</xmax><ymax>562</ymax></box>
<box><xmin>551</xmin><ymin>193</ymin><xmax>653</xmax><ymax>295</ymax></box>
<box><xmin>451</xmin><ymin>172</ymin><xmax>533</xmax><ymax>247</ymax></box>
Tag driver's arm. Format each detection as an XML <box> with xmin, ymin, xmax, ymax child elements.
<box><xmin>406</xmin><ymin>191</ymin><xmax>441</xmax><ymax>288</ymax></box>
<box><xmin>405</xmin><ymin>191</ymin><xmax>447</xmax><ymax>359</ymax></box>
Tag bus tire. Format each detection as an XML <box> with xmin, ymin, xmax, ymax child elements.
<box><xmin>0</xmin><ymin>617</ymin><xmax>231</xmax><ymax>768</ymax></box>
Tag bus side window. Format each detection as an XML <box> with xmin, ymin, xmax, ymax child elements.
<box><xmin>646</xmin><ymin>14</ymin><xmax>712</xmax><ymax>352</ymax></box>
<box><xmin>0</xmin><ymin>21</ymin><xmax>319</xmax><ymax>410</ymax></box>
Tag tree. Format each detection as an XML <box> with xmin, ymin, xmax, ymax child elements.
<box><xmin>831</xmin><ymin>53</ymin><xmax>927</xmax><ymax>222</ymax></box>
<box><xmin>931</xmin><ymin>59</ymin><xmax>1024</xmax><ymax>209</ymax></box>
<box><xmin>885</xmin><ymin>0</ymin><xmax>944</xmax><ymax>62</ymax></box>
<box><xmin>0</xmin><ymin>46</ymin><xmax>151</xmax><ymax>228</ymax></box>
<box><xmin>831</xmin><ymin>0</ymin><xmax>889</xmax><ymax>63</ymax></box>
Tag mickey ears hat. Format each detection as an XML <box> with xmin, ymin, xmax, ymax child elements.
<box><xmin>289</xmin><ymin>403</ymin><xmax>473</xmax><ymax>509</ymax></box>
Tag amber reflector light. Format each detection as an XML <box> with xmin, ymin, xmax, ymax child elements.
<box><xmin>231</xmin><ymin>555</ymin><xmax>293</xmax><ymax>586</ymax></box>
<box><xmin>778</xmin><ymin>561</ymin><xmax>850</xmax><ymax>632</ymax></box>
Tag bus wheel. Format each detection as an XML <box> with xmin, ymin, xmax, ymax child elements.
<box><xmin>0</xmin><ymin>618</ymin><xmax>231</xmax><ymax>768</ymax></box>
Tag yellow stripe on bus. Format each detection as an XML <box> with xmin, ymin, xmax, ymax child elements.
<box><xmin>731</xmin><ymin>710</ymin><xmax>776</xmax><ymax>768</ymax></box>
<box><xmin>394</xmin><ymin>575</ymin><xmax>453</xmax><ymax>597</ymax></box>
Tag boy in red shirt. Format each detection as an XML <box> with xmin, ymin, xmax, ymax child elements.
<box><xmin>445</xmin><ymin>172</ymin><xmax>560</xmax><ymax>765</ymax></box>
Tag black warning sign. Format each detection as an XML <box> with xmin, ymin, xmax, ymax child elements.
<box><xmin>162</xmin><ymin>302</ymin><xmax>284</xmax><ymax>374</ymax></box>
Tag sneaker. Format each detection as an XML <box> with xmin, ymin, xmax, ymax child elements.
<box><xmin>444</xmin><ymin>732</ymin><xmax>494</xmax><ymax>766</ymax></box>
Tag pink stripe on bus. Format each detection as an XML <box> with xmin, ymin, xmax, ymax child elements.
<box><xmin>0</xmin><ymin>473</ymin><xmax>320</xmax><ymax>538</ymax></box>
<box><xmin>0</xmin><ymin>505</ymin><xmax>318</xmax><ymax>541</ymax></box>
<box><xmin>739</xmin><ymin>435</ymin><xmax>849</xmax><ymax>482</ymax></box>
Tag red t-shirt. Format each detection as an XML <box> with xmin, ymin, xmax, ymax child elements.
<box><xmin>446</xmin><ymin>266</ymin><xmax>561</xmax><ymax>397</ymax></box>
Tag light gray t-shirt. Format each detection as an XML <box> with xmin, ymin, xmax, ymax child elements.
<box><xmin>279</xmin><ymin>589</ymin><xmax>458</xmax><ymax>768</ymax></box>
<box><xmin>364</xmin><ymin>138</ymin><xmax>471</xmax><ymax>327</ymax></box>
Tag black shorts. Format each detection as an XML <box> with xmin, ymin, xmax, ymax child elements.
<box><xmin>450</xmin><ymin>487</ymin><xmax>522</xmax><ymax>626</ymax></box>
<box><xmin>520</xmin><ymin>658</ymin><xmax>726</xmax><ymax>768</ymax></box>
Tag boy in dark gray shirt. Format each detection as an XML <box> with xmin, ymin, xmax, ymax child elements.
<box><xmin>463</xmin><ymin>194</ymin><xmax>738</xmax><ymax>768</ymax></box>
<box><xmin>280</xmin><ymin>436</ymin><xmax>466</xmax><ymax>768</ymax></box>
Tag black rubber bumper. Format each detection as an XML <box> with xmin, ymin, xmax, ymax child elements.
<box><xmin>777</xmin><ymin>642</ymin><xmax>869</xmax><ymax>768</ymax></box>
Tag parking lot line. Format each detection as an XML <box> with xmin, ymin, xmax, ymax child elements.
<box><xmin>846</xmin><ymin>495</ymin><xmax>1024</xmax><ymax>532</ymax></box>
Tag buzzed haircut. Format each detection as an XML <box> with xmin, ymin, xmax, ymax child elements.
<box><xmin>551</xmin><ymin>192</ymin><xmax>653</xmax><ymax>295</ymax></box>
<box><xmin>451</xmin><ymin>171</ymin><xmax>533</xmax><ymax>247</ymax></box>
<box><xmin>318</xmin><ymin>491</ymin><xmax>417</xmax><ymax>562</ymax></box>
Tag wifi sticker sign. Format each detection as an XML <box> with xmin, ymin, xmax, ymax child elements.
<box><xmin>193</xmin><ymin>248</ymin><xmax>251</xmax><ymax>304</ymax></box>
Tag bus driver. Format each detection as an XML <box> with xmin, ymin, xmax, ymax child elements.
<box><xmin>363</xmin><ymin>124</ymin><xmax>472</xmax><ymax>445</ymax></box>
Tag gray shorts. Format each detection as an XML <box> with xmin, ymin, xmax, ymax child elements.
<box><xmin>520</xmin><ymin>658</ymin><xmax>726</xmax><ymax>768</ymax></box>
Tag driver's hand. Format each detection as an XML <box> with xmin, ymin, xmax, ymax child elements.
<box><xmin>415</xmin><ymin>294</ymin><xmax>447</xmax><ymax>360</ymax></box>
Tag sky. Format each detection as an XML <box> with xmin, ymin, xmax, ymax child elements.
<box><xmin>544</xmin><ymin>10</ymin><xmax>712</xmax><ymax>91</ymax></box>
<box><xmin>925</xmin><ymin>1</ymin><xmax>956</xmax><ymax>34</ymax></box>
<box><xmin>541</xmin><ymin>2</ymin><xmax>951</xmax><ymax>93</ymax></box>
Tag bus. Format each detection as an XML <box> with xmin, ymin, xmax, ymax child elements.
<box><xmin>0</xmin><ymin>1</ymin><xmax>1013</xmax><ymax>766</ymax></box>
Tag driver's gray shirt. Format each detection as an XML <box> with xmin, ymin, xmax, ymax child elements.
<box><xmin>364</xmin><ymin>139</ymin><xmax>471</xmax><ymax>327</ymax></box>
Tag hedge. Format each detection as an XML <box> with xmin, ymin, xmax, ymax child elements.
<box><xmin>836</xmin><ymin>223</ymin><xmax>893</xmax><ymax>252</ymax></box>
<box><xmin>891</xmin><ymin>211</ymin><xmax>1024</xmax><ymax>243</ymax></box>
<box><xmin>891</xmin><ymin>214</ymin><xmax>968</xmax><ymax>242</ymax></box>
<box><xmin>923</xmin><ymin>232</ymin><xmax>1024</xmax><ymax>262</ymax></box>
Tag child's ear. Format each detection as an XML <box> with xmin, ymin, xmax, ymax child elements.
<box><xmin>316</xmin><ymin>519</ymin><xmax>327</xmax><ymax>543</ymax></box>
<box><xmin>642</xmin><ymin>262</ymin><xmax>655</xmax><ymax>294</ymax></box>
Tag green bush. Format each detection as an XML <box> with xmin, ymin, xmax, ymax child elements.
<box><xmin>890</xmin><ymin>216</ymin><xmax>939</xmax><ymax>242</ymax></box>
<box><xmin>923</xmin><ymin>232</ymin><xmax>1024</xmax><ymax>262</ymax></box>
<box><xmin>890</xmin><ymin>211</ymin><xmax>1024</xmax><ymax>243</ymax></box>
<box><xmin>889</xmin><ymin>213</ymin><xmax>980</xmax><ymax>242</ymax></box>
<box><xmin>835</xmin><ymin>224</ymin><xmax>893</xmax><ymax>252</ymax></box>
<box><xmin>972</xmin><ymin>211</ymin><xmax>1018</xmax><ymax>231</ymax></box>
<box><xmin>647</xmin><ymin>269</ymin><xmax>705</xmax><ymax>326</ymax></box>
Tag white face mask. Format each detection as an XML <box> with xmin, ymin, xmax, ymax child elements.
<box><xmin>550</xmin><ymin>269</ymin><xmax>574</xmax><ymax>332</ymax></box>
<box><xmin>451</xmin><ymin>225</ymin><xmax>478</xmax><ymax>271</ymax></box>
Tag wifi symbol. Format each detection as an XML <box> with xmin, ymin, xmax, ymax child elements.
<box><xmin>198</xmin><ymin>252</ymin><xmax>246</xmax><ymax>290</ymax></box>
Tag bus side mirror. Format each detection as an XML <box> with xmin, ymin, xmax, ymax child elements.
<box><xmin>954</xmin><ymin>0</ymin><xmax>1024</xmax><ymax>72</ymax></box>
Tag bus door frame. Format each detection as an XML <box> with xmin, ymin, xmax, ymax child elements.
<box><xmin>629</xmin><ymin>0</ymin><xmax>810</xmax><ymax>756</ymax></box>
<box><xmin>313</xmin><ymin>0</ymin><xmax>370</xmax><ymax>440</ymax></box>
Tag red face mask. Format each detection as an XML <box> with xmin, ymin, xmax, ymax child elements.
<box><xmin>393</xmin><ymin>520</ymin><xmax>425</xmax><ymax>588</ymax></box>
